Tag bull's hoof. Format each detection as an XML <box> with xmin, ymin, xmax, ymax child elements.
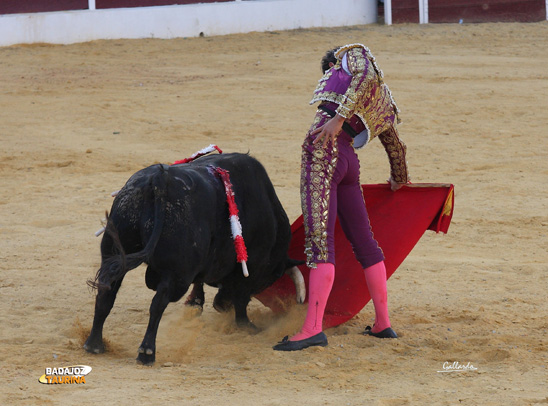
<box><xmin>184</xmin><ymin>296</ymin><xmax>204</xmax><ymax>313</ymax></box>
<box><xmin>213</xmin><ymin>294</ymin><xmax>232</xmax><ymax>313</ymax></box>
<box><xmin>83</xmin><ymin>338</ymin><xmax>105</xmax><ymax>354</ymax></box>
<box><xmin>137</xmin><ymin>347</ymin><xmax>155</xmax><ymax>365</ymax></box>
<box><xmin>237</xmin><ymin>320</ymin><xmax>260</xmax><ymax>334</ymax></box>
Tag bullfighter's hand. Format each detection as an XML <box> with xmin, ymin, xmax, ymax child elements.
<box><xmin>312</xmin><ymin>114</ymin><xmax>345</xmax><ymax>148</ymax></box>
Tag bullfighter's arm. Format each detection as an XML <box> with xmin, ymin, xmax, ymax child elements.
<box><xmin>377</xmin><ymin>127</ymin><xmax>410</xmax><ymax>185</ymax></box>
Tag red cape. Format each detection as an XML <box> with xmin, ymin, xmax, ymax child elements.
<box><xmin>255</xmin><ymin>183</ymin><xmax>454</xmax><ymax>329</ymax></box>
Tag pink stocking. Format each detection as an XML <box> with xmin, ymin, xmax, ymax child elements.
<box><xmin>291</xmin><ymin>263</ymin><xmax>335</xmax><ymax>341</ymax></box>
<box><xmin>364</xmin><ymin>261</ymin><xmax>391</xmax><ymax>333</ymax></box>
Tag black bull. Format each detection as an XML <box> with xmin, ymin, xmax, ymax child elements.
<box><xmin>84</xmin><ymin>153</ymin><xmax>302</xmax><ymax>365</ymax></box>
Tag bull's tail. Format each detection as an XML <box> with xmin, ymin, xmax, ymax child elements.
<box><xmin>88</xmin><ymin>165</ymin><xmax>169</xmax><ymax>290</ymax></box>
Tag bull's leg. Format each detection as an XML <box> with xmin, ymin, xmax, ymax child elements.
<box><xmin>184</xmin><ymin>283</ymin><xmax>205</xmax><ymax>310</ymax></box>
<box><xmin>230</xmin><ymin>278</ymin><xmax>260</xmax><ymax>332</ymax></box>
<box><xmin>212</xmin><ymin>287</ymin><xmax>232</xmax><ymax>313</ymax></box>
<box><xmin>84</xmin><ymin>279</ymin><xmax>123</xmax><ymax>354</ymax></box>
<box><xmin>234</xmin><ymin>294</ymin><xmax>259</xmax><ymax>332</ymax></box>
<box><xmin>233</xmin><ymin>295</ymin><xmax>251</xmax><ymax>326</ymax></box>
<box><xmin>137</xmin><ymin>282</ymin><xmax>172</xmax><ymax>365</ymax></box>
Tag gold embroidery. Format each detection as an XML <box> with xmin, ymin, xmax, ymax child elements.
<box><xmin>310</xmin><ymin>45</ymin><xmax>401</xmax><ymax>140</ymax></box>
<box><xmin>378</xmin><ymin>126</ymin><xmax>409</xmax><ymax>183</ymax></box>
<box><xmin>301</xmin><ymin>115</ymin><xmax>338</xmax><ymax>267</ymax></box>
<box><xmin>335</xmin><ymin>43</ymin><xmax>384</xmax><ymax>81</ymax></box>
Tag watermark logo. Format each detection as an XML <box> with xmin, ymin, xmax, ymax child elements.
<box><xmin>38</xmin><ymin>365</ymin><xmax>92</xmax><ymax>384</ymax></box>
<box><xmin>437</xmin><ymin>361</ymin><xmax>478</xmax><ymax>373</ymax></box>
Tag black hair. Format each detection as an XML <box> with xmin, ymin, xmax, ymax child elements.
<box><xmin>321</xmin><ymin>47</ymin><xmax>340</xmax><ymax>73</ymax></box>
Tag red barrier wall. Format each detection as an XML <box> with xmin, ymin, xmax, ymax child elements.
<box><xmin>0</xmin><ymin>0</ymin><xmax>232</xmax><ymax>15</ymax></box>
<box><xmin>391</xmin><ymin>0</ymin><xmax>420</xmax><ymax>23</ymax></box>
<box><xmin>96</xmin><ymin>0</ymin><xmax>231</xmax><ymax>9</ymax></box>
<box><xmin>0</xmin><ymin>0</ymin><xmax>88</xmax><ymax>15</ymax></box>
<box><xmin>392</xmin><ymin>0</ymin><xmax>546</xmax><ymax>23</ymax></box>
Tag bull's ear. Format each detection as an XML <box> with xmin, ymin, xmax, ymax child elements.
<box><xmin>173</xmin><ymin>173</ymin><xmax>195</xmax><ymax>191</ymax></box>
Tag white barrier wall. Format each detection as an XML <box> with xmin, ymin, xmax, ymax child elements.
<box><xmin>0</xmin><ymin>0</ymin><xmax>377</xmax><ymax>47</ymax></box>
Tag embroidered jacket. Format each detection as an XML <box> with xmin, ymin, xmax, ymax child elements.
<box><xmin>310</xmin><ymin>43</ymin><xmax>409</xmax><ymax>183</ymax></box>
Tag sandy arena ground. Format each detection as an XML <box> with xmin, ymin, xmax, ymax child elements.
<box><xmin>1</xmin><ymin>21</ymin><xmax>547</xmax><ymax>405</ymax></box>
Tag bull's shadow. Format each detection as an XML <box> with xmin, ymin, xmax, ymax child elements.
<box><xmin>84</xmin><ymin>153</ymin><xmax>304</xmax><ymax>365</ymax></box>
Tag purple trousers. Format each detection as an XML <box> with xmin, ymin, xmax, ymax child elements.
<box><xmin>301</xmin><ymin>107</ymin><xmax>385</xmax><ymax>269</ymax></box>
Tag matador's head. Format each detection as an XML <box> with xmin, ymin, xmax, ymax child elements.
<box><xmin>321</xmin><ymin>46</ymin><xmax>340</xmax><ymax>73</ymax></box>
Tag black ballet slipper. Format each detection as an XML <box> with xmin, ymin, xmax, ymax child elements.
<box><xmin>272</xmin><ymin>332</ymin><xmax>328</xmax><ymax>351</ymax></box>
<box><xmin>362</xmin><ymin>325</ymin><xmax>398</xmax><ymax>338</ymax></box>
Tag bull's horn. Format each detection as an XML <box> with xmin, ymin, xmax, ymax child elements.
<box><xmin>111</xmin><ymin>190</ymin><xmax>120</xmax><ymax>197</ymax></box>
<box><xmin>286</xmin><ymin>266</ymin><xmax>306</xmax><ymax>304</ymax></box>
<box><xmin>241</xmin><ymin>261</ymin><xmax>249</xmax><ymax>277</ymax></box>
<box><xmin>95</xmin><ymin>217</ymin><xmax>108</xmax><ymax>236</ymax></box>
